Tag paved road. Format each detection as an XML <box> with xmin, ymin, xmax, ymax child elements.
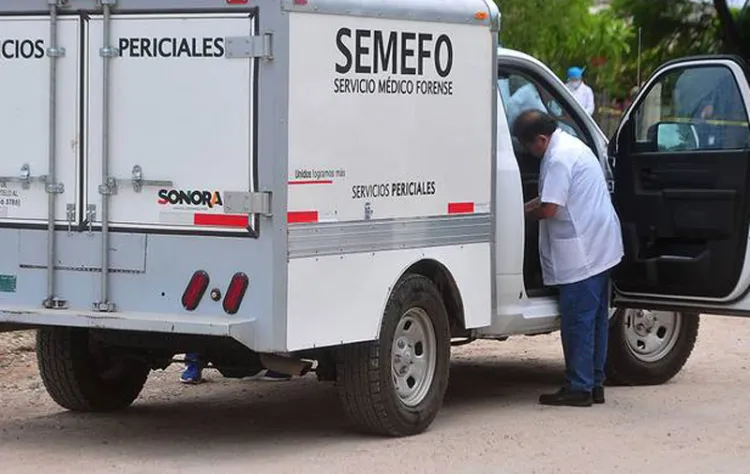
<box><xmin>1</xmin><ymin>316</ymin><xmax>749</xmax><ymax>473</ymax></box>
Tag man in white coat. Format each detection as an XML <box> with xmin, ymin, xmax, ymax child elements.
<box><xmin>516</xmin><ymin>109</ymin><xmax>623</xmax><ymax>407</ymax></box>
<box><xmin>566</xmin><ymin>66</ymin><xmax>595</xmax><ymax>116</ymax></box>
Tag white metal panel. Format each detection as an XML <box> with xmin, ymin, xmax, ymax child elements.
<box><xmin>286</xmin><ymin>243</ymin><xmax>492</xmax><ymax>351</ymax></box>
<box><xmin>286</xmin><ymin>13</ymin><xmax>493</xmax><ymax>223</ymax></box>
<box><xmin>493</xmin><ymin>87</ymin><xmax>537</xmax><ymax>316</ymax></box>
<box><xmin>0</xmin><ymin>16</ymin><xmax>80</xmax><ymax>223</ymax></box>
<box><xmin>85</xmin><ymin>13</ymin><xmax>256</xmax><ymax>232</ymax></box>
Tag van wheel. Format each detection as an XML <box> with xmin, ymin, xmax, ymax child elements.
<box><xmin>336</xmin><ymin>274</ymin><xmax>451</xmax><ymax>437</ymax></box>
<box><xmin>37</xmin><ymin>327</ymin><xmax>150</xmax><ymax>412</ymax></box>
<box><xmin>606</xmin><ymin>309</ymin><xmax>699</xmax><ymax>386</ymax></box>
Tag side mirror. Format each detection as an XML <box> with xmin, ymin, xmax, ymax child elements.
<box><xmin>654</xmin><ymin>122</ymin><xmax>700</xmax><ymax>151</ymax></box>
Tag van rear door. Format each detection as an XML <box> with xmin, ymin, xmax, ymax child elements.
<box><xmin>0</xmin><ymin>15</ymin><xmax>80</xmax><ymax>226</ymax></box>
<box><xmin>612</xmin><ymin>56</ymin><xmax>750</xmax><ymax>314</ymax></box>
<box><xmin>85</xmin><ymin>12</ymin><xmax>259</xmax><ymax>234</ymax></box>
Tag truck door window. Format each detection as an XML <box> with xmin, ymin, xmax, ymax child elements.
<box><xmin>632</xmin><ymin>66</ymin><xmax>750</xmax><ymax>153</ymax></box>
<box><xmin>498</xmin><ymin>72</ymin><xmax>590</xmax><ymax>149</ymax></box>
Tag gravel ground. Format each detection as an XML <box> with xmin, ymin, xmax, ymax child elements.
<box><xmin>1</xmin><ymin>316</ymin><xmax>750</xmax><ymax>474</ymax></box>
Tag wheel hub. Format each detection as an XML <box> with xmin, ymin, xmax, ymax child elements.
<box><xmin>623</xmin><ymin>310</ymin><xmax>682</xmax><ymax>363</ymax></box>
<box><xmin>633</xmin><ymin>310</ymin><xmax>656</xmax><ymax>336</ymax></box>
<box><xmin>394</xmin><ymin>342</ymin><xmax>415</xmax><ymax>373</ymax></box>
<box><xmin>391</xmin><ymin>308</ymin><xmax>437</xmax><ymax>407</ymax></box>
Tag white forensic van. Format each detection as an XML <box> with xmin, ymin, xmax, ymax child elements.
<box><xmin>1</xmin><ymin>0</ymin><xmax>750</xmax><ymax>437</ymax></box>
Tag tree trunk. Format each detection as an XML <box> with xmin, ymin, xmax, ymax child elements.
<box><xmin>713</xmin><ymin>0</ymin><xmax>749</xmax><ymax>60</ymax></box>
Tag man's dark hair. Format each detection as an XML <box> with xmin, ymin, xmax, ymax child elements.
<box><xmin>512</xmin><ymin>109</ymin><xmax>559</xmax><ymax>144</ymax></box>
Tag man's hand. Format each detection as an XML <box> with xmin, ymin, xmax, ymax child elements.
<box><xmin>524</xmin><ymin>198</ymin><xmax>541</xmax><ymax>214</ymax></box>
<box><xmin>525</xmin><ymin>198</ymin><xmax>559</xmax><ymax>221</ymax></box>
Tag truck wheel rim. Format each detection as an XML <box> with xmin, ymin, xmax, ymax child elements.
<box><xmin>623</xmin><ymin>310</ymin><xmax>681</xmax><ymax>363</ymax></box>
<box><xmin>391</xmin><ymin>307</ymin><xmax>437</xmax><ymax>407</ymax></box>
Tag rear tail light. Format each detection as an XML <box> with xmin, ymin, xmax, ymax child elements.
<box><xmin>182</xmin><ymin>271</ymin><xmax>210</xmax><ymax>311</ymax></box>
<box><xmin>223</xmin><ymin>272</ymin><xmax>249</xmax><ymax>315</ymax></box>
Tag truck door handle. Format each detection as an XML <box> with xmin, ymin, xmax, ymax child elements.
<box><xmin>640</xmin><ymin>168</ymin><xmax>657</xmax><ymax>181</ymax></box>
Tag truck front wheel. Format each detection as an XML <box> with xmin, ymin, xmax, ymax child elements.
<box><xmin>37</xmin><ymin>327</ymin><xmax>150</xmax><ymax>412</ymax></box>
<box><xmin>336</xmin><ymin>274</ymin><xmax>451</xmax><ymax>437</ymax></box>
<box><xmin>606</xmin><ymin>309</ymin><xmax>700</xmax><ymax>386</ymax></box>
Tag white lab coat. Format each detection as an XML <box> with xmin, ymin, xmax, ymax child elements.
<box><xmin>568</xmin><ymin>82</ymin><xmax>595</xmax><ymax>116</ymax></box>
<box><xmin>539</xmin><ymin>130</ymin><xmax>623</xmax><ymax>285</ymax></box>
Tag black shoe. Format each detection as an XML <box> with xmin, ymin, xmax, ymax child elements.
<box><xmin>593</xmin><ymin>386</ymin><xmax>605</xmax><ymax>404</ymax></box>
<box><xmin>539</xmin><ymin>387</ymin><xmax>593</xmax><ymax>407</ymax></box>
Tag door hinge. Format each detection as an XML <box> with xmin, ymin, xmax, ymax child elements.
<box><xmin>223</xmin><ymin>191</ymin><xmax>272</xmax><ymax>217</ymax></box>
<box><xmin>225</xmin><ymin>34</ymin><xmax>273</xmax><ymax>60</ymax></box>
<box><xmin>47</xmin><ymin>46</ymin><xmax>66</xmax><ymax>58</ymax></box>
<box><xmin>46</xmin><ymin>180</ymin><xmax>65</xmax><ymax>194</ymax></box>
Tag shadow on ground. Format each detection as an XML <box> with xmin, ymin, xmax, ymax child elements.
<box><xmin>0</xmin><ymin>357</ymin><xmax>566</xmax><ymax>454</ymax></box>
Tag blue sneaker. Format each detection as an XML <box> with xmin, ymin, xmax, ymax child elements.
<box><xmin>180</xmin><ymin>354</ymin><xmax>204</xmax><ymax>384</ymax></box>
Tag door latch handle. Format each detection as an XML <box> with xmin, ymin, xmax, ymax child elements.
<box><xmin>130</xmin><ymin>165</ymin><xmax>173</xmax><ymax>193</ymax></box>
<box><xmin>0</xmin><ymin>164</ymin><xmax>46</xmax><ymax>190</ymax></box>
<box><xmin>86</xmin><ymin>205</ymin><xmax>96</xmax><ymax>235</ymax></box>
<box><xmin>99</xmin><ymin>165</ymin><xmax>174</xmax><ymax>195</ymax></box>
<box><xmin>66</xmin><ymin>204</ymin><xmax>76</xmax><ymax>235</ymax></box>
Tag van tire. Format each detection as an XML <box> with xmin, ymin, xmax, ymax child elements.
<box><xmin>336</xmin><ymin>274</ymin><xmax>451</xmax><ymax>437</ymax></box>
<box><xmin>36</xmin><ymin>327</ymin><xmax>150</xmax><ymax>412</ymax></box>
<box><xmin>606</xmin><ymin>309</ymin><xmax>699</xmax><ymax>386</ymax></box>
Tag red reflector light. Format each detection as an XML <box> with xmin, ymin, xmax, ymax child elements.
<box><xmin>182</xmin><ymin>271</ymin><xmax>210</xmax><ymax>311</ymax></box>
<box><xmin>448</xmin><ymin>202</ymin><xmax>475</xmax><ymax>214</ymax></box>
<box><xmin>226</xmin><ymin>0</ymin><xmax>248</xmax><ymax>4</ymax></box>
<box><xmin>223</xmin><ymin>272</ymin><xmax>249</xmax><ymax>315</ymax></box>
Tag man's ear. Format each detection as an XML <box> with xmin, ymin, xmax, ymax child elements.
<box><xmin>540</xmin><ymin>135</ymin><xmax>551</xmax><ymax>149</ymax></box>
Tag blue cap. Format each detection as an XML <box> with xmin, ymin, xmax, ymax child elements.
<box><xmin>567</xmin><ymin>67</ymin><xmax>583</xmax><ymax>79</ymax></box>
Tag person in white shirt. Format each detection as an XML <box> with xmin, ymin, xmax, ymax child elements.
<box><xmin>566</xmin><ymin>67</ymin><xmax>595</xmax><ymax>116</ymax></box>
<box><xmin>504</xmin><ymin>82</ymin><xmax>546</xmax><ymax>127</ymax></box>
<box><xmin>515</xmin><ymin>109</ymin><xmax>624</xmax><ymax>407</ymax></box>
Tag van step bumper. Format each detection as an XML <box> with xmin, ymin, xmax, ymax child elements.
<box><xmin>0</xmin><ymin>306</ymin><xmax>254</xmax><ymax>340</ymax></box>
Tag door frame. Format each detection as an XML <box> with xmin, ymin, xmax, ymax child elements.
<box><xmin>612</xmin><ymin>55</ymin><xmax>750</xmax><ymax>305</ymax></box>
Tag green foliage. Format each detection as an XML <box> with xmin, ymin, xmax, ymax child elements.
<box><xmin>610</xmin><ymin>0</ymin><xmax>722</xmax><ymax>93</ymax></box>
<box><xmin>494</xmin><ymin>0</ymin><xmax>750</xmax><ymax>98</ymax></box>
<box><xmin>495</xmin><ymin>0</ymin><xmax>634</xmax><ymax>95</ymax></box>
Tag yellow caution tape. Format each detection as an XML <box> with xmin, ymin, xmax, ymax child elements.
<box><xmin>663</xmin><ymin>116</ymin><xmax>750</xmax><ymax>127</ymax></box>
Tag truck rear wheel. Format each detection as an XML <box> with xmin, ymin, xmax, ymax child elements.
<box><xmin>336</xmin><ymin>274</ymin><xmax>451</xmax><ymax>437</ymax></box>
<box><xmin>606</xmin><ymin>309</ymin><xmax>699</xmax><ymax>386</ymax></box>
<box><xmin>37</xmin><ymin>327</ymin><xmax>150</xmax><ymax>412</ymax></box>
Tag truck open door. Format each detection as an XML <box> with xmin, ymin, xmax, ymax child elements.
<box><xmin>611</xmin><ymin>55</ymin><xmax>750</xmax><ymax>315</ymax></box>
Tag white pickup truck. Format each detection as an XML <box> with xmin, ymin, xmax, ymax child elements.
<box><xmin>1</xmin><ymin>0</ymin><xmax>750</xmax><ymax>437</ymax></box>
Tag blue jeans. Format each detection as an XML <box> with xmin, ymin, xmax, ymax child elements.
<box><xmin>558</xmin><ymin>270</ymin><xmax>610</xmax><ymax>393</ymax></box>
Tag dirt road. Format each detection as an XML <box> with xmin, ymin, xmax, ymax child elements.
<box><xmin>1</xmin><ymin>316</ymin><xmax>750</xmax><ymax>474</ymax></box>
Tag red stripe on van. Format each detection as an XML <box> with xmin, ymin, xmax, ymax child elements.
<box><xmin>288</xmin><ymin>211</ymin><xmax>319</xmax><ymax>224</ymax></box>
<box><xmin>194</xmin><ymin>214</ymin><xmax>249</xmax><ymax>228</ymax></box>
<box><xmin>448</xmin><ymin>202</ymin><xmax>475</xmax><ymax>214</ymax></box>
<box><xmin>288</xmin><ymin>180</ymin><xmax>334</xmax><ymax>185</ymax></box>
